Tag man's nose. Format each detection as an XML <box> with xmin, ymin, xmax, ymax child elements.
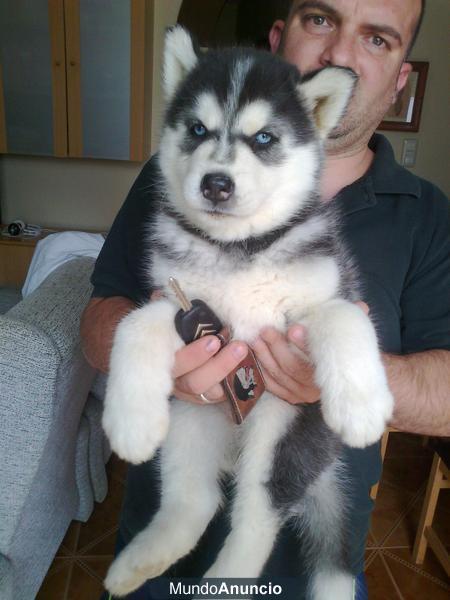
<box><xmin>319</xmin><ymin>31</ymin><xmax>357</xmax><ymax>70</ymax></box>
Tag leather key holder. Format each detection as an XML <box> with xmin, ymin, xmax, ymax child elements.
<box><xmin>222</xmin><ymin>348</ymin><xmax>266</xmax><ymax>424</ymax></box>
<box><xmin>214</xmin><ymin>327</ymin><xmax>266</xmax><ymax>424</ymax></box>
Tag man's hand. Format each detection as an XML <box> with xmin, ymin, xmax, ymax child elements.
<box><xmin>252</xmin><ymin>325</ymin><xmax>320</xmax><ymax>405</ymax></box>
<box><xmin>147</xmin><ymin>288</ymin><xmax>245</xmax><ymax>404</ymax></box>
<box><xmin>253</xmin><ymin>301</ymin><xmax>370</xmax><ymax>405</ymax></box>
<box><xmin>172</xmin><ymin>325</ymin><xmax>318</xmax><ymax>406</ymax></box>
<box><xmin>172</xmin><ymin>335</ymin><xmax>248</xmax><ymax>404</ymax></box>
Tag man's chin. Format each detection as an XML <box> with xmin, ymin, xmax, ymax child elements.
<box><xmin>328</xmin><ymin>129</ymin><xmax>346</xmax><ymax>140</ymax></box>
<box><xmin>325</xmin><ymin>126</ymin><xmax>353</xmax><ymax>147</ymax></box>
<box><xmin>327</xmin><ymin>119</ymin><xmax>355</xmax><ymax>140</ymax></box>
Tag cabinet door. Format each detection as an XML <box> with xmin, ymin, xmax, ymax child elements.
<box><xmin>0</xmin><ymin>0</ymin><xmax>150</xmax><ymax>161</ymax></box>
<box><xmin>66</xmin><ymin>0</ymin><xmax>146</xmax><ymax>161</ymax></box>
<box><xmin>0</xmin><ymin>0</ymin><xmax>67</xmax><ymax>156</ymax></box>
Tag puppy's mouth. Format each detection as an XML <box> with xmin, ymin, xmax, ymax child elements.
<box><xmin>203</xmin><ymin>204</ymin><xmax>236</xmax><ymax>218</ymax></box>
<box><xmin>205</xmin><ymin>210</ymin><xmax>229</xmax><ymax>218</ymax></box>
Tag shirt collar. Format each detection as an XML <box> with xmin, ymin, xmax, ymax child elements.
<box><xmin>339</xmin><ymin>133</ymin><xmax>421</xmax><ymax>216</ymax></box>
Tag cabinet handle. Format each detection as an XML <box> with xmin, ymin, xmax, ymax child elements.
<box><xmin>70</xmin><ymin>60</ymin><xmax>76</xmax><ymax>67</ymax></box>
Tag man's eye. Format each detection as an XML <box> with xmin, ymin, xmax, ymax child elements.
<box><xmin>311</xmin><ymin>15</ymin><xmax>326</xmax><ymax>26</ymax></box>
<box><xmin>254</xmin><ymin>131</ymin><xmax>273</xmax><ymax>145</ymax></box>
<box><xmin>191</xmin><ymin>123</ymin><xmax>207</xmax><ymax>137</ymax></box>
<box><xmin>371</xmin><ymin>35</ymin><xmax>386</xmax><ymax>48</ymax></box>
<box><xmin>304</xmin><ymin>14</ymin><xmax>329</xmax><ymax>27</ymax></box>
<box><xmin>302</xmin><ymin>13</ymin><xmax>332</xmax><ymax>33</ymax></box>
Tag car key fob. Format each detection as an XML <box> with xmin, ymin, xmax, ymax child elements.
<box><xmin>169</xmin><ymin>278</ymin><xmax>265</xmax><ymax>423</ymax></box>
<box><xmin>169</xmin><ymin>277</ymin><xmax>226</xmax><ymax>344</ymax></box>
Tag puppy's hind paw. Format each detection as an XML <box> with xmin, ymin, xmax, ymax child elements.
<box><xmin>104</xmin><ymin>559</ymin><xmax>144</xmax><ymax>598</ymax></box>
<box><xmin>104</xmin><ymin>543</ymin><xmax>174</xmax><ymax>596</ymax></box>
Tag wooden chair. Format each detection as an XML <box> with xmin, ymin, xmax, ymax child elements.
<box><xmin>412</xmin><ymin>441</ymin><xmax>450</xmax><ymax>576</ymax></box>
<box><xmin>370</xmin><ymin>427</ymin><xmax>396</xmax><ymax>500</ymax></box>
<box><xmin>369</xmin><ymin>429</ymin><xmax>449</xmax><ymax>574</ymax></box>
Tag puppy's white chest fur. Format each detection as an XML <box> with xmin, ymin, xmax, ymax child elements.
<box><xmin>155</xmin><ymin>254</ymin><xmax>340</xmax><ymax>341</ymax></box>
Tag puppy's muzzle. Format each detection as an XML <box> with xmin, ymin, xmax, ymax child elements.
<box><xmin>201</xmin><ymin>173</ymin><xmax>234</xmax><ymax>205</ymax></box>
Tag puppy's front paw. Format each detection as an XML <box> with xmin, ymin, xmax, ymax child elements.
<box><xmin>102</xmin><ymin>299</ymin><xmax>180</xmax><ymax>463</ymax></box>
<box><xmin>307</xmin><ymin>301</ymin><xmax>394</xmax><ymax>448</ymax></box>
<box><xmin>102</xmin><ymin>383</ymin><xmax>170</xmax><ymax>464</ymax></box>
<box><xmin>321</xmin><ymin>377</ymin><xmax>393</xmax><ymax>448</ymax></box>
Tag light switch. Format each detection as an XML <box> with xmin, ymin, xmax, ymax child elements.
<box><xmin>402</xmin><ymin>139</ymin><xmax>418</xmax><ymax>168</ymax></box>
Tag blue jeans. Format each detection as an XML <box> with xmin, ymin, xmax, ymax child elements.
<box><xmin>355</xmin><ymin>572</ymin><xmax>369</xmax><ymax>600</ymax></box>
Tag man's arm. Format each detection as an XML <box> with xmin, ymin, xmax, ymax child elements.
<box><xmin>384</xmin><ymin>350</ymin><xmax>450</xmax><ymax>436</ymax></box>
<box><xmin>81</xmin><ymin>297</ymin><xmax>135</xmax><ymax>373</ymax></box>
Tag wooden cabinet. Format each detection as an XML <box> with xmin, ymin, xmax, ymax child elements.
<box><xmin>0</xmin><ymin>233</ymin><xmax>41</xmax><ymax>287</ymax></box>
<box><xmin>0</xmin><ymin>0</ymin><xmax>154</xmax><ymax>161</ymax></box>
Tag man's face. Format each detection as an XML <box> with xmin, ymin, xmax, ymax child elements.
<box><xmin>269</xmin><ymin>0</ymin><xmax>421</xmax><ymax>151</ymax></box>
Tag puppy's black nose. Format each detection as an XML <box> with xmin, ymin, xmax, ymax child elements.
<box><xmin>201</xmin><ymin>173</ymin><xmax>234</xmax><ymax>204</ymax></box>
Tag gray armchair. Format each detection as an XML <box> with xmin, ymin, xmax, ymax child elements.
<box><xmin>0</xmin><ymin>257</ymin><xmax>110</xmax><ymax>600</ymax></box>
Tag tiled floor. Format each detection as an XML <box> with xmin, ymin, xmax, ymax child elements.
<box><xmin>37</xmin><ymin>433</ymin><xmax>449</xmax><ymax>599</ymax></box>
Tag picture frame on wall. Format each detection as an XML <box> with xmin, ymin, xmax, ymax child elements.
<box><xmin>378</xmin><ymin>61</ymin><xmax>429</xmax><ymax>132</ymax></box>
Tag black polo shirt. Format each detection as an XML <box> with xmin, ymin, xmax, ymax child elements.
<box><xmin>92</xmin><ymin>134</ymin><xmax>450</xmax><ymax>594</ymax></box>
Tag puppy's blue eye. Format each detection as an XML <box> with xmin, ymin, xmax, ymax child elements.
<box><xmin>255</xmin><ymin>132</ymin><xmax>272</xmax><ymax>145</ymax></box>
<box><xmin>191</xmin><ymin>123</ymin><xmax>207</xmax><ymax>137</ymax></box>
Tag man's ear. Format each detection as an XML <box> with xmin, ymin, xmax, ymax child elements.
<box><xmin>392</xmin><ymin>62</ymin><xmax>413</xmax><ymax>102</ymax></box>
<box><xmin>299</xmin><ymin>67</ymin><xmax>358</xmax><ymax>139</ymax></box>
<box><xmin>269</xmin><ymin>20</ymin><xmax>285</xmax><ymax>54</ymax></box>
<box><xmin>163</xmin><ymin>26</ymin><xmax>199</xmax><ymax>101</ymax></box>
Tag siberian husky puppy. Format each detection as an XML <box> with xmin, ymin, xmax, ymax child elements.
<box><xmin>103</xmin><ymin>26</ymin><xmax>393</xmax><ymax>599</ymax></box>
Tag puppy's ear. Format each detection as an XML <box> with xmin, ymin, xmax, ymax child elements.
<box><xmin>163</xmin><ymin>26</ymin><xmax>199</xmax><ymax>101</ymax></box>
<box><xmin>299</xmin><ymin>67</ymin><xmax>357</xmax><ymax>139</ymax></box>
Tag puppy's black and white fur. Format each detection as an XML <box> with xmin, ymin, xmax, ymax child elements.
<box><xmin>103</xmin><ymin>27</ymin><xmax>393</xmax><ymax>599</ymax></box>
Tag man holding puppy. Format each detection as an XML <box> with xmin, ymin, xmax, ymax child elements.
<box><xmin>82</xmin><ymin>0</ymin><xmax>449</xmax><ymax>597</ymax></box>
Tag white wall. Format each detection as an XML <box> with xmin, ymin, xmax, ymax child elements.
<box><xmin>379</xmin><ymin>0</ymin><xmax>450</xmax><ymax>195</ymax></box>
<box><xmin>0</xmin><ymin>0</ymin><xmax>448</xmax><ymax>231</ymax></box>
<box><xmin>0</xmin><ymin>154</ymin><xmax>140</xmax><ymax>230</ymax></box>
<box><xmin>150</xmin><ymin>0</ymin><xmax>183</xmax><ymax>152</ymax></box>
